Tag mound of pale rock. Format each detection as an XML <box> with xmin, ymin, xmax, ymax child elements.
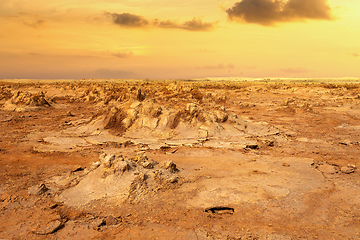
<box><xmin>3</xmin><ymin>91</ymin><xmax>51</xmax><ymax>111</ymax></box>
<box><xmin>51</xmin><ymin>152</ymin><xmax>181</xmax><ymax>207</ymax></box>
<box><xmin>87</xmin><ymin>99</ymin><xmax>279</xmax><ymax>147</ymax></box>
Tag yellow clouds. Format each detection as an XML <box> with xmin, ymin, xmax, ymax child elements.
<box><xmin>226</xmin><ymin>0</ymin><xmax>333</xmax><ymax>26</ymax></box>
<box><xmin>106</xmin><ymin>12</ymin><xmax>215</xmax><ymax>31</ymax></box>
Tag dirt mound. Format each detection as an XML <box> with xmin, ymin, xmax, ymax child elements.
<box><xmin>3</xmin><ymin>91</ymin><xmax>51</xmax><ymax>111</ymax></box>
<box><xmin>48</xmin><ymin>152</ymin><xmax>181</xmax><ymax>207</ymax></box>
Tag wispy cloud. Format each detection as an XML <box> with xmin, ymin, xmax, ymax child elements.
<box><xmin>226</xmin><ymin>0</ymin><xmax>334</xmax><ymax>26</ymax></box>
<box><xmin>106</xmin><ymin>12</ymin><xmax>215</xmax><ymax>31</ymax></box>
<box><xmin>112</xmin><ymin>50</ymin><xmax>134</xmax><ymax>58</ymax></box>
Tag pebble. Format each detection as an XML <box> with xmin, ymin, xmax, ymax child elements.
<box><xmin>341</xmin><ymin>165</ymin><xmax>355</xmax><ymax>174</ymax></box>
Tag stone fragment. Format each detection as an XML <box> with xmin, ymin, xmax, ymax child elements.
<box><xmin>168</xmin><ymin>176</ymin><xmax>178</xmax><ymax>183</ymax></box>
<box><xmin>341</xmin><ymin>165</ymin><xmax>356</xmax><ymax>174</ymax></box>
<box><xmin>90</xmin><ymin>161</ymin><xmax>101</xmax><ymax>171</ymax></box>
<box><xmin>141</xmin><ymin>161</ymin><xmax>154</xmax><ymax>169</ymax></box>
<box><xmin>28</xmin><ymin>183</ymin><xmax>49</xmax><ymax>195</ymax></box>
<box><xmin>114</xmin><ymin>161</ymin><xmax>131</xmax><ymax>173</ymax></box>
<box><xmin>34</xmin><ymin>220</ymin><xmax>63</xmax><ymax>235</ymax></box>
<box><xmin>214</xmin><ymin>110</ymin><xmax>228</xmax><ymax>123</ymax></box>
<box><xmin>246</xmin><ymin>143</ymin><xmax>259</xmax><ymax>149</ymax></box>
<box><xmin>100</xmin><ymin>154</ymin><xmax>115</xmax><ymax>168</ymax></box>
<box><xmin>90</xmin><ymin>218</ymin><xmax>105</xmax><ymax>230</ymax></box>
<box><xmin>160</xmin><ymin>160</ymin><xmax>178</xmax><ymax>173</ymax></box>
<box><xmin>104</xmin><ymin>215</ymin><xmax>119</xmax><ymax>225</ymax></box>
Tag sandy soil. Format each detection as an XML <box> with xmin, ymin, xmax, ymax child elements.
<box><xmin>0</xmin><ymin>79</ymin><xmax>360</xmax><ymax>239</ymax></box>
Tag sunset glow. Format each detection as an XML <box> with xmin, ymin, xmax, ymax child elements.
<box><xmin>1</xmin><ymin>0</ymin><xmax>359</xmax><ymax>79</ymax></box>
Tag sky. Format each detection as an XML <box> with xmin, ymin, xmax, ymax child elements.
<box><xmin>0</xmin><ymin>0</ymin><xmax>359</xmax><ymax>79</ymax></box>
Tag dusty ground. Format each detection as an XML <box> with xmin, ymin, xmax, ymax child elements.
<box><xmin>0</xmin><ymin>79</ymin><xmax>360</xmax><ymax>239</ymax></box>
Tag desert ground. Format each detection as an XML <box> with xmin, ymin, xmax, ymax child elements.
<box><xmin>0</xmin><ymin>79</ymin><xmax>360</xmax><ymax>239</ymax></box>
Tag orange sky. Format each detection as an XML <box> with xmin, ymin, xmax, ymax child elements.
<box><xmin>0</xmin><ymin>0</ymin><xmax>359</xmax><ymax>79</ymax></box>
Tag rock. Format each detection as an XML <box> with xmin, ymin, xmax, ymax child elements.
<box><xmin>341</xmin><ymin>165</ymin><xmax>356</xmax><ymax>174</ymax></box>
<box><xmin>246</xmin><ymin>143</ymin><xmax>259</xmax><ymax>149</ymax></box>
<box><xmin>0</xmin><ymin>115</ymin><xmax>13</xmax><ymax>123</ymax></box>
<box><xmin>9</xmin><ymin>91</ymin><xmax>51</xmax><ymax>107</ymax></box>
<box><xmin>160</xmin><ymin>160</ymin><xmax>178</xmax><ymax>173</ymax></box>
<box><xmin>90</xmin><ymin>218</ymin><xmax>105</xmax><ymax>230</ymax></box>
<box><xmin>90</xmin><ymin>161</ymin><xmax>101</xmax><ymax>171</ymax></box>
<box><xmin>37</xmin><ymin>183</ymin><xmax>49</xmax><ymax>195</ymax></box>
<box><xmin>104</xmin><ymin>215</ymin><xmax>119</xmax><ymax>225</ymax></box>
<box><xmin>282</xmin><ymin>163</ymin><xmax>290</xmax><ymax>167</ymax></box>
<box><xmin>100</xmin><ymin>154</ymin><xmax>115</xmax><ymax>168</ymax></box>
<box><xmin>214</xmin><ymin>110</ymin><xmax>228</xmax><ymax>123</ymax></box>
<box><xmin>318</xmin><ymin>163</ymin><xmax>338</xmax><ymax>174</ymax></box>
<box><xmin>132</xmin><ymin>153</ymin><xmax>148</xmax><ymax>163</ymax></box>
<box><xmin>204</xmin><ymin>206</ymin><xmax>234</xmax><ymax>214</ymax></box>
<box><xmin>168</xmin><ymin>176</ymin><xmax>178</xmax><ymax>183</ymax></box>
<box><xmin>114</xmin><ymin>161</ymin><xmax>131</xmax><ymax>173</ymax></box>
<box><xmin>28</xmin><ymin>183</ymin><xmax>49</xmax><ymax>195</ymax></box>
<box><xmin>71</xmin><ymin>165</ymin><xmax>84</xmax><ymax>172</ymax></box>
<box><xmin>34</xmin><ymin>220</ymin><xmax>63</xmax><ymax>235</ymax></box>
<box><xmin>141</xmin><ymin>160</ymin><xmax>155</xmax><ymax>169</ymax></box>
<box><xmin>186</xmin><ymin>103</ymin><xmax>199</xmax><ymax>116</ymax></box>
<box><xmin>136</xmin><ymin>89</ymin><xmax>145</xmax><ymax>101</ymax></box>
<box><xmin>339</xmin><ymin>140</ymin><xmax>353</xmax><ymax>145</ymax></box>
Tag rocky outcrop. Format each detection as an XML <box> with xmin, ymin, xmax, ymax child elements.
<box><xmin>53</xmin><ymin>152</ymin><xmax>182</xmax><ymax>207</ymax></box>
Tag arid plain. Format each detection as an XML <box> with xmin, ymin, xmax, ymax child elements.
<box><xmin>0</xmin><ymin>79</ymin><xmax>360</xmax><ymax>239</ymax></box>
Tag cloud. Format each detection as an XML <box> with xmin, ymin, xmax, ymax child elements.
<box><xmin>22</xmin><ymin>18</ymin><xmax>45</xmax><ymax>28</ymax></box>
<box><xmin>226</xmin><ymin>0</ymin><xmax>333</xmax><ymax>26</ymax></box>
<box><xmin>160</xmin><ymin>18</ymin><xmax>216</xmax><ymax>31</ymax></box>
<box><xmin>112</xmin><ymin>50</ymin><xmax>134</xmax><ymax>58</ymax></box>
<box><xmin>107</xmin><ymin>13</ymin><xmax>149</xmax><ymax>28</ymax></box>
<box><xmin>181</xmin><ymin>18</ymin><xmax>215</xmax><ymax>31</ymax></box>
<box><xmin>3</xmin><ymin>12</ymin><xmax>46</xmax><ymax>28</ymax></box>
<box><xmin>154</xmin><ymin>18</ymin><xmax>214</xmax><ymax>31</ymax></box>
<box><xmin>107</xmin><ymin>12</ymin><xmax>214</xmax><ymax>31</ymax></box>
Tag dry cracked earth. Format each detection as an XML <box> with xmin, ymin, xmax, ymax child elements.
<box><xmin>0</xmin><ymin>79</ymin><xmax>360</xmax><ymax>239</ymax></box>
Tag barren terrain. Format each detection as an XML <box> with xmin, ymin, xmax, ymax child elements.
<box><xmin>0</xmin><ymin>79</ymin><xmax>360</xmax><ymax>239</ymax></box>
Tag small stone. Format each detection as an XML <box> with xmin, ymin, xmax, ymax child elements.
<box><xmin>341</xmin><ymin>165</ymin><xmax>355</xmax><ymax>174</ymax></box>
<box><xmin>67</xmin><ymin>111</ymin><xmax>74</xmax><ymax>117</ymax></box>
<box><xmin>282</xmin><ymin>163</ymin><xmax>290</xmax><ymax>167</ymax></box>
<box><xmin>168</xmin><ymin>176</ymin><xmax>178</xmax><ymax>183</ymax></box>
<box><xmin>90</xmin><ymin>161</ymin><xmax>101</xmax><ymax>171</ymax></box>
<box><xmin>34</xmin><ymin>220</ymin><xmax>63</xmax><ymax>235</ymax></box>
<box><xmin>104</xmin><ymin>215</ymin><xmax>119</xmax><ymax>226</ymax></box>
<box><xmin>71</xmin><ymin>165</ymin><xmax>84</xmax><ymax>172</ymax></box>
<box><xmin>142</xmin><ymin>161</ymin><xmax>154</xmax><ymax>169</ymax></box>
<box><xmin>90</xmin><ymin>218</ymin><xmax>105</xmax><ymax>230</ymax></box>
<box><xmin>100</xmin><ymin>154</ymin><xmax>115</xmax><ymax>168</ymax></box>
<box><xmin>114</xmin><ymin>161</ymin><xmax>131</xmax><ymax>173</ymax></box>
<box><xmin>160</xmin><ymin>160</ymin><xmax>178</xmax><ymax>173</ymax></box>
<box><xmin>246</xmin><ymin>144</ymin><xmax>259</xmax><ymax>149</ymax></box>
<box><xmin>28</xmin><ymin>183</ymin><xmax>49</xmax><ymax>195</ymax></box>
